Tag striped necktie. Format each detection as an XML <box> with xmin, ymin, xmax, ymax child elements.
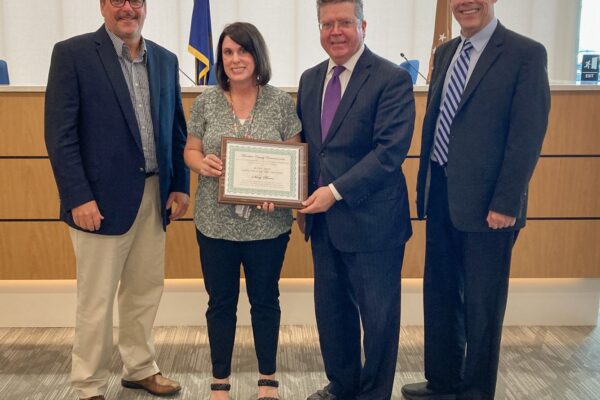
<box><xmin>433</xmin><ymin>40</ymin><xmax>474</xmax><ymax>166</ymax></box>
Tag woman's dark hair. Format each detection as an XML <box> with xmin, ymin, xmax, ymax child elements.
<box><xmin>215</xmin><ymin>22</ymin><xmax>272</xmax><ymax>91</ymax></box>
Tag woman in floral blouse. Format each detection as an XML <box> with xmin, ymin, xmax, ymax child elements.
<box><xmin>184</xmin><ymin>22</ymin><xmax>301</xmax><ymax>400</ymax></box>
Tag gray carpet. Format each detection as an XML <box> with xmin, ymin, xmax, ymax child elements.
<box><xmin>1</xmin><ymin>325</ymin><xmax>599</xmax><ymax>399</ymax></box>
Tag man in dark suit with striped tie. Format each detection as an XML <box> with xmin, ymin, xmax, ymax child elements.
<box><xmin>402</xmin><ymin>0</ymin><xmax>550</xmax><ymax>399</ymax></box>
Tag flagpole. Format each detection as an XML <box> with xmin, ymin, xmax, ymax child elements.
<box><xmin>427</xmin><ymin>0</ymin><xmax>453</xmax><ymax>83</ymax></box>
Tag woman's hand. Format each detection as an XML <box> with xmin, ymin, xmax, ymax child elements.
<box><xmin>198</xmin><ymin>153</ymin><xmax>223</xmax><ymax>177</ymax></box>
<box><xmin>256</xmin><ymin>202</ymin><xmax>275</xmax><ymax>213</ymax></box>
<box><xmin>184</xmin><ymin>136</ymin><xmax>222</xmax><ymax>177</ymax></box>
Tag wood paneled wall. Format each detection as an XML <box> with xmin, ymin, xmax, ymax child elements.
<box><xmin>1</xmin><ymin>89</ymin><xmax>599</xmax><ymax>280</ymax></box>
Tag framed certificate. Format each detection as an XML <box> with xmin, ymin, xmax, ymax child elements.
<box><xmin>218</xmin><ymin>137</ymin><xmax>308</xmax><ymax>209</ymax></box>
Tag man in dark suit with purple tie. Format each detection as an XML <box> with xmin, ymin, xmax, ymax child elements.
<box><xmin>402</xmin><ymin>1</ymin><xmax>550</xmax><ymax>399</ymax></box>
<box><xmin>296</xmin><ymin>1</ymin><xmax>415</xmax><ymax>399</ymax></box>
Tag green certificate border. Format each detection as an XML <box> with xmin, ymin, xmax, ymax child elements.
<box><xmin>218</xmin><ymin>137</ymin><xmax>308</xmax><ymax>209</ymax></box>
<box><xmin>224</xmin><ymin>143</ymin><xmax>298</xmax><ymax>199</ymax></box>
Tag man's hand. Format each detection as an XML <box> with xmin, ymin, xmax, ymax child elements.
<box><xmin>299</xmin><ymin>186</ymin><xmax>337</xmax><ymax>214</ymax></box>
<box><xmin>72</xmin><ymin>200</ymin><xmax>103</xmax><ymax>231</ymax></box>
<box><xmin>487</xmin><ymin>211</ymin><xmax>516</xmax><ymax>230</ymax></box>
<box><xmin>167</xmin><ymin>192</ymin><xmax>190</xmax><ymax>220</ymax></box>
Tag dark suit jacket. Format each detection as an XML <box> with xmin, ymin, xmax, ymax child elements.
<box><xmin>45</xmin><ymin>26</ymin><xmax>189</xmax><ymax>235</ymax></box>
<box><xmin>297</xmin><ymin>47</ymin><xmax>415</xmax><ymax>252</ymax></box>
<box><xmin>416</xmin><ymin>22</ymin><xmax>550</xmax><ymax>232</ymax></box>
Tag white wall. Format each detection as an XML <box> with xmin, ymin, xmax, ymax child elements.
<box><xmin>0</xmin><ymin>0</ymin><xmax>581</xmax><ymax>86</ymax></box>
<box><xmin>494</xmin><ymin>0</ymin><xmax>580</xmax><ymax>83</ymax></box>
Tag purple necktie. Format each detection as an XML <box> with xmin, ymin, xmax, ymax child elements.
<box><xmin>321</xmin><ymin>65</ymin><xmax>345</xmax><ymax>141</ymax></box>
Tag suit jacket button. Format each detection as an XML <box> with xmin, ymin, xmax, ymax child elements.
<box><xmin>320</xmin><ymin>152</ymin><xmax>325</xmax><ymax>157</ymax></box>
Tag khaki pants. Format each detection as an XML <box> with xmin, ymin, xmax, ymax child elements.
<box><xmin>69</xmin><ymin>176</ymin><xmax>165</xmax><ymax>398</ymax></box>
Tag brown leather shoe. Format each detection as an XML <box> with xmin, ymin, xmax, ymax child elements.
<box><xmin>121</xmin><ymin>372</ymin><xmax>182</xmax><ymax>397</ymax></box>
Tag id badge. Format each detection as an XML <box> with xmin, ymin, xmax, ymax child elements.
<box><xmin>234</xmin><ymin>204</ymin><xmax>252</xmax><ymax>220</ymax></box>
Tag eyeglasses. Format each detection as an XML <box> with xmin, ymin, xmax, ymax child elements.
<box><xmin>109</xmin><ymin>0</ymin><xmax>145</xmax><ymax>9</ymax></box>
<box><xmin>318</xmin><ymin>19</ymin><xmax>359</xmax><ymax>31</ymax></box>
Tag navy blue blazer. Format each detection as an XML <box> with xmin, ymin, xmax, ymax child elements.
<box><xmin>297</xmin><ymin>47</ymin><xmax>415</xmax><ymax>252</ymax></box>
<box><xmin>416</xmin><ymin>22</ymin><xmax>550</xmax><ymax>232</ymax></box>
<box><xmin>45</xmin><ymin>26</ymin><xmax>189</xmax><ymax>235</ymax></box>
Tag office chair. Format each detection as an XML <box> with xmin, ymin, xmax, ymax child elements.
<box><xmin>399</xmin><ymin>59</ymin><xmax>419</xmax><ymax>84</ymax></box>
<box><xmin>0</xmin><ymin>60</ymin><xmax>9</xmax><ymax>85</ymax></box>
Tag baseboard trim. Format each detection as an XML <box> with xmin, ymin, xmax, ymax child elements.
<box><xmin>1</xmin><ymin>278</ymin><xmax>598</xmax><ymax>327</ymax></box>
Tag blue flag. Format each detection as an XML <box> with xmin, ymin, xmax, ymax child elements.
<box><xmin>188</xmin><ymin>0</ymin><xmax>214</xmax><ymax>85</ymax></box>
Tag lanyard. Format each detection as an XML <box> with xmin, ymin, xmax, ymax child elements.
<box><xmin>227</xmin><ymin>86</ymin><xmax>260</xmax><ymax>139</ymax></box>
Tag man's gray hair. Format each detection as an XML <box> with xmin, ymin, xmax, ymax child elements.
<box><xmin>316</xmin><ymin>0</ymin><xmax>364</xmax><ymax>21</ymax></box>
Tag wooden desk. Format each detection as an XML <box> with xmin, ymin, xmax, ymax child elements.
<box><xmin>1</xmin><ymin>85</ymin><xmax>599</xmax><ymax>279</ymax></box>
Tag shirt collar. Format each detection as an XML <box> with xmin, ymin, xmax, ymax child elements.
<box><xmin>460</xmin><ymin>17</ymin><xmax>498</xmax><ymax>53</ymax></box>
<box><xmin>327</xmin><ymin>44</ymin><xmax>365</xmax><ymax>75</ymax></box>
<box><xmin>105</xmin><ymin>25</ymin><xmax>147</xmax><ymax>62</ymax></box>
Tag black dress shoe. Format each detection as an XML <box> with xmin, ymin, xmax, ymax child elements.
<box><xmin>401</xmin><ymin>382</ymin><xmax>456</xmax><ymax>400</ymax></box>
<box><xmin>306</xmin><ymin>384</ymin><xmax>336</xmax><ymax>400</ymax></box>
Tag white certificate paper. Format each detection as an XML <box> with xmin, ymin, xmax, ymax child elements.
<box><xmin>224</xmin><ymin>143</ymin><xmax>298</xmax><ymax>200</ymax></box>
<box><xmin>218</xmin><ymin>138</ymin><xmax>307</xmax><ymax>208</ymax></box>
<box><xmin>231</xmin><ymin>151</ymin><xmax>294</xmax><ymax>194</ymax></box>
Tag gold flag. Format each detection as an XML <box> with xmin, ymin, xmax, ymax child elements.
<box><xmin>427</xmin><ymin>0</ymin><xmax>453</xmax><ymax>82</ymax></box>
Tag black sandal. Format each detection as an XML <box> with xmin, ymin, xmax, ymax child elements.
<box><xmin>257</xmin><ymin>379</ymin><xmax>279</xmax><ymax>400</ymax></box>
<box><xmin>210</xmin><ymin>383</ymin><xmax>232</xmax><ymax>399</ymax></box>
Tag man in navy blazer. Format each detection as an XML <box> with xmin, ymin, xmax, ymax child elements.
<box><xmin>402</xmin><ymin>1</ymin><xmax>550</xmax><ymax>399</ymax></box>
<box><xmin>44</xmin><ymin>1</ymin><xmax>189</xmax><ymax>398</ymax></box>
<box><xmin>297</xmin><ymin>1</ymin><xmax>415</xmax><ymax>399</ymax></box>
